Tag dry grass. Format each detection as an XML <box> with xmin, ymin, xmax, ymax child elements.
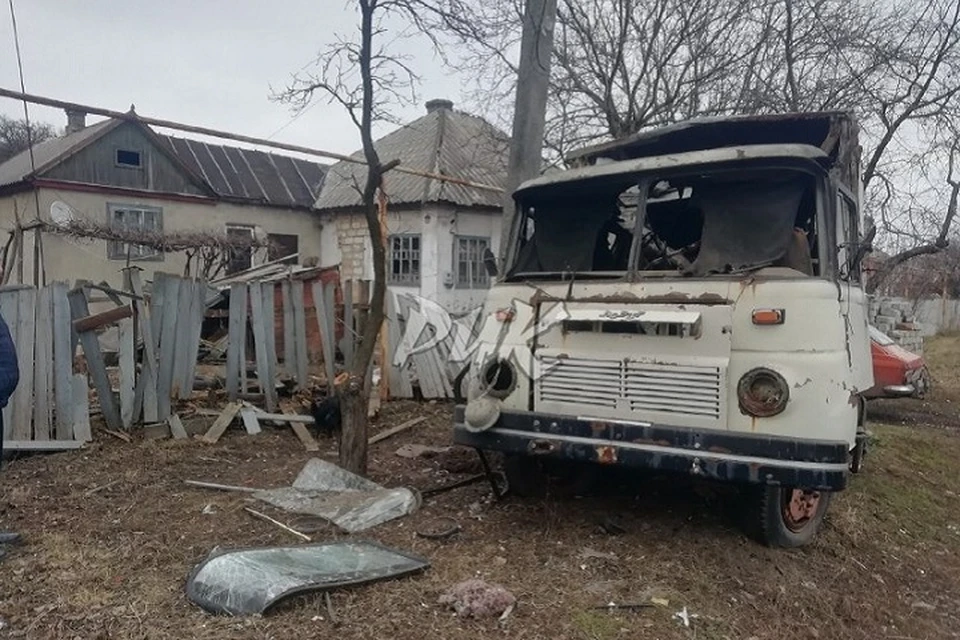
<box><xmin>0</xmin><ymin>339</ymin><xmax>958</xmax><ymax>639</ymax></box>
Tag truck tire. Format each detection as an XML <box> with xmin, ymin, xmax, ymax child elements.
<box><xmin>757</xmin><ymin>485</ymin><xmax>832</xmax><ymax>548</ymax></box>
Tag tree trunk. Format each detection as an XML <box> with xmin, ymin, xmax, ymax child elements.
<box><xmin>338</xmin><ymin>373</ymin><xmax>368</xmax><ymax>474</ymax></box>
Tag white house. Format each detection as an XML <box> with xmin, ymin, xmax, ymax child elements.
<box><xmin>314</xmin><ymin>99</ymin><xmax>509</xmax><ymax>313</ymax></box>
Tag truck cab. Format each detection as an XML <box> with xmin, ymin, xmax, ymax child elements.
<box><xmin>454</xmin><ymin>112</ymin><xmax>873</xmax><ymax>547</ymax></box>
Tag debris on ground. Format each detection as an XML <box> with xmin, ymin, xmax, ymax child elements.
<box><xmin>251</xmin><ymin>458</ymin><xmax>420</xmax><ymax>532</ymax></box>
<box><xmin>673</xmin><ymin>606</ymin><xmax>699</xmax><ymax>627</ymax></box>
<box><xmin>395</xmin><ymin>444</ymin><xmax>452</xmax><ymax>459</ymax></box>
<box><xmin>438</xmin><ymin>579</ymin><xmax>517</xmax><ymax>618</ymax></box>
<box><xmin>186</xmin><ymin>541</ymin><xmax>430</xmax><ymax>615</ymax></box>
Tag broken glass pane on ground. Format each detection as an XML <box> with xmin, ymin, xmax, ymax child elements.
<box><xmin>252</xmin><ymin>458</ymin><xmax>420</xmax><ymax>532</ymax></box>
<box><xmin>187</xmin><ymin>541</ymin><xmax>429</xmax><ymax>615</ymax></box>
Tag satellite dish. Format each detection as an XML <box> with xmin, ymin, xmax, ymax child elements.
<box><xmin>50</xmin><ymin>201</ymin><xmax>74</xmax><ymax>224</ymax></box>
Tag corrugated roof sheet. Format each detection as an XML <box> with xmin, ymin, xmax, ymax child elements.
<box><xmin>161</xmin><ymin>137</ymin><xmax>326</xmax><ymax>208</ymax></box>
<box><xmin>314</xmin><ymin>105</ymin><xmax>509</xmax><ymax>210</ymax></box>
<box><xmin>0</xmin><ymin>117</ymin><xmax>328</xmax><ymax>209</ymax></box>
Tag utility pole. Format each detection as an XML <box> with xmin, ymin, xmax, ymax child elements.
<box><xmin>498</xmin><ymin>0</ymin><xmax>558</xmax><ymax>268</ymax></box>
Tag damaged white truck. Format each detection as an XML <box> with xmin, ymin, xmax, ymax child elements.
<box><xmin>454</xmin><ymin>112</ymin><xmax>874</xmax><ymax>547</ymax></box>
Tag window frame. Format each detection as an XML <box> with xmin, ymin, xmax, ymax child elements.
<box><xmin>225</xmin><ymin>223</ymin><xmax>257</xmax><ymax>274</ymax></box>
<box><xmin>106</xmin><ymin>203</ymin><xmax>163</xmax><ymax>261</ymax></box>
<box><xmin>835</xmin><ymin>187</ymin><xmax>861</xmax><ymax>283</ymax></box>
<box><xmin>267</xmin><ymin>232</ymin><xmax>299</xmax><ymax>265</ymax></box>
<box><xmin>454</xmin><ymin>235</ymin><xmax>491</xmax><ymax>289</ymax></box>
<box><xmin>388</xmin><ymin>233</ymin><xmax>422</xmax><ymax>286</ymax></box>
<box><xmin>115</xmin><ymin>148</ymin><xmax>143</xmax><ymax>169</ymax></box>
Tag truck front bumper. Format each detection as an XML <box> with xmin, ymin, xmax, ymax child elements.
<box><xmin>453</xmin><ymin>407</ymin><xmax>851</xmax><ymax>491</ymax></box>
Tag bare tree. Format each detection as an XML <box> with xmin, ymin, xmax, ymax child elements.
<box><xmin>275</xmin><ymin>0</ymin><xmax>470</xmax><ymax>474</ymax></box>
<box><xmin>442</xmin><ymin>0</ymin><xmax>960</xmax><ymax>285</ymax></box>
<box><xmin>0</xmin><ymin>115</ymin><xmax>56</xmax><ymax>164</ymax></box>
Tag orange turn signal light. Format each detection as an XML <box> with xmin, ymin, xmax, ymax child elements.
<box><xmin>752</xmin><ymin>308</ymin><xmax>785</xmax><ymax>325</ymax></box>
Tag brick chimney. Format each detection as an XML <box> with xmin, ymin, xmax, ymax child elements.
<box><xmin>425</xmin><ymin>98</ymin><xmax>453</xmax><ymax>113</ymax></box>
<box><xmin>65</xmin><ymin>108</ymin><xmax>86</xmax><ymax>134</ymax></box>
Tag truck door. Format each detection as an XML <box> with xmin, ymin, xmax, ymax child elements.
<box><xmin>836</xmin><ymin>187</ymin><xmax>874</xmax><ymax>392</ymax></box>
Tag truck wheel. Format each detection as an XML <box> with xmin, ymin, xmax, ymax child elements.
<box><xmin>503</xmin><ymin>454</ymin><xmax>547</xmax><ymax>497</ymax></box>
<box><xmin>757</xmin><ymin>485</ymin><xmax>831</xmax><ymax>548</ymax></box>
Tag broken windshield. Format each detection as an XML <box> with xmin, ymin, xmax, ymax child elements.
<box><xmin>507</xmin><ymin>167</ymin><xmax>820</xmax><ymax>279</ymax></box>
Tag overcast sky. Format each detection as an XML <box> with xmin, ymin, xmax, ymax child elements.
<box><xmin>0</xmin><ymin>0</ymin><xmax>465</xmax><ymax>162</ymax></box>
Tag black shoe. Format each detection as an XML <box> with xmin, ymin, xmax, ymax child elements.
<box><xmin>0</xmin><ymin>532</ymin><xmax>21</xmax><ymax>545</ymax></box>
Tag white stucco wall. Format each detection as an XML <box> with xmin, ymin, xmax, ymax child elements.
<box><xmin>320</xmin><ymin>203</ymin><xmax>502</xmax><ymax>313</ymax></box>
<box><xmin>0</xmin><ymin>187</ymin><xmax>323</xmax><ymax>288</ymax></box>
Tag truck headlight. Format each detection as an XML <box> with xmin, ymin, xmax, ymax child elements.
<box><xmin>480</xmin><ymin>358</ymin><xmax>516</xmax><ymax>399</ymax></box>
<box><xmin>737</xmin><ymin>368</ymin><xmax>789</xmax><ymax>417</ymax></box>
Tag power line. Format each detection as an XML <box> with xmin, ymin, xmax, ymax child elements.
<box><xmin>0</xmin><ymin>87</ymin><xmax>504</xmax><ymax>194</ymax></box>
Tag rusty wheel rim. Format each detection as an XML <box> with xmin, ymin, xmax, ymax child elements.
<box><xmin>781</xmin><ymin>488</ymin><xmax>821</xmax><ymax>532</ymax></box>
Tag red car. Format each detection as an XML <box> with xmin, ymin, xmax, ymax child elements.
<box><xmin>864</xmin><ymin>325</ymin><xmax>931</xmax><ymax>399</ymax></box>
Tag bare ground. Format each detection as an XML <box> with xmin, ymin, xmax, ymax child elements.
<box><xmin>1</xmin><ymin>338</ymin><xmax>960</xmax><ymax>639</ymax></box>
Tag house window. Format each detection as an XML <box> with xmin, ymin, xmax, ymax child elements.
<box><xmin>456</xmin><ymin>236</ymin><xmax>490</xmax><ymax>288</ymax></box>
<box><xmin>226</xmin><ymin>224</ymin><xmax>255</xmax><ymax>274</ymax></box>
<box><xmin>267</xmin><ymin>233</ymin><xmax>299</xmax><ymax>265</ymax></box>
<box><xmin>115</xmin><ymin>149</ymin><xmax>142</xmax><ymax>168</ymax></box>
<box><xmin>389</xmin><ymin>234</ymin><xmax>421</xmax><ymax>285</ymax></box>
<box><xmin>107</xmin><ymin>204</ymin><xmax>163</xmax><ymax>261</ymax></box>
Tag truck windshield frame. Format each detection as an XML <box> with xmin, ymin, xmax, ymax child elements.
<box><xmin>505</xmin><ymin>159</ymin><xmax>832</xmax><ymax>282</ymax></box>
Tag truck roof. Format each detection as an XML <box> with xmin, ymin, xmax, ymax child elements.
<box><xmin>515</xmin><ymin>143</ymin><xmax>828</xmax><ymax>197</ymax></box>
<box><xmin>565</xmin><ymin>111</ymin><xmax>856</xmax><ymax>165</ymax></box>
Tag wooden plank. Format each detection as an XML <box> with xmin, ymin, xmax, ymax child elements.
<box><xmin>312</xmin><ymin>280</ymin><xmax>336</xmax><ymax>389</ymax></box>
<box><xmin>225</xmin><ymin>282</ymin><xmax>248</xmax><ymax>400</ymax></box>
<box><xmin>179</xmin><ymin>279</ymin><xmax>206</xmax><ymax>398</ymax></box>
<box><xmin>368</xmin><ymin>416</ymin><xmax>428</xmax><ymax>445</ymax></box>
<box><xmin>249</xmin><ymin>282</ymin><xmax>275</xmax><ymax>411</ymax></box>
<box><xmin>32</xmin><ymin>286</ymin><xmax>53</xmax><ymax>440</ymax></box>
<box><xmin>5</xmin><ymin>439</ymin><xmax>83</xmax><ymax>451</ymax></box>
<box><xmin>143</xmin><ymin>418</ymin><xmax>207</xmax><ymax>440</ymax></box>
<box><xmin>149</xmin><ymin>272</ymin><xmax>167</xmax><ymax>350</ymax></box>
<box><xmin>240</xmin><ymin>406</ymin><xmax>262</xmax><ymax>435</ymax></box>
<box><xmin>118</xmin><ymin>317</ymin><xmax>136</xmax><ymax>429</ymax></box>
<box><xmin>11</xmin><ymin>288</ymin><xmax>36</xmax><ymax>440</ymax></box>
<box><xmin>51</xmin><ymin>282</ymin><xmax>74</xmax><ymax>440</ymax></box>
<box><xmin>0</xmin><ymin>290</ymin><xmax>19</xmax><ymax>440</ymax></box>
<box><xmin>167</xmin><ymin>413</ymin><xmax>188</xmax><ymax>440</ymax></box>
<box><xmin>386</xmin><ymin>290</ymin><xmax>413</xmax><ymax>398</ymax></box>
<box><xmin>171</xmin><ymin>276</ymin><xmax>194</xmax><ymax>399</ymax></box>
<box><xmin>156</xmin><ymin>275</ymin><xmax>181</xmax><ymax>421</ymax></box>
<box><xmin>281</xmin><ymin>279</ymin><xmax>295</xmax><ymax>377</ymax></box>
<box><xmin>199</xmin><ymin>401</ymin><xmax>241</xmax><ymax>444</ymax></box>
<box><xmin>68</xmin><ymin>289</ymin><xmax>121</xmax><ymax>430</ymax></box>
<box><xmin>291</xmin><ymin>424</ymin><xmax>320</xmax><ymax>451</ymax></box>
<box><xmin>126</xmin><ymin>269</ymin><xmax>158</xmax><ymax>423</ymax></box>
<box><xmin>72</xmin><ymin>305</ymin><xmax>132</xmax><ymax>333</ymax></box>
<box><xmin>261</xmin><ymin>282</ymin><xmax>278</xmax><ymax>404</ymax></box>
<box><xmin>72</xmin><ymin>373</ymin><xmax>92</xmax><ymax>442</ymax></box>
<box><xmin>341</xmin><ymin>280</ymin><xmax>355</xmax><ymax>368</ymax></box>
<box><xmin>291</xmin><ymin>279</ymin><xmax>308</xmax><ymax>388</ymax></box>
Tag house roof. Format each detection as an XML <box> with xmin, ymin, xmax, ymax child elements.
<box><xmin>314</xmin><ymin>99</ymin><xmax>509</xmax><ymax>211</ymax></box>
<box><xmin>0</xmin><ymin>117</ymin><xmax>327</xmax><ymax>209</ymax></box>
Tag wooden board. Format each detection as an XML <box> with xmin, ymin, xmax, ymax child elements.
<box><xmin>291</xmin><ymin>279</ymin><xmax>308</xmax><ymax>388</ymax></box>
<box><xmin>11</xmin><ymin>287</ymin><xmax>36</xmax><ymax>440</ymax></box>
<box><xmin>118</xmin><ymin>317</ymin><xmax>136</xmax><ymax>429</ymax></box>
<box><xmin>72</xmin><ymin>373</ymin><xmax>92</xmax><ymax>442</ymax></box>
<box><xmin>179</xmin><ymin>279</ymin><xmax>207</xmax><ymax>398</ymax></box>
<box><xmin>385</xmin><ymin>289</ymin><xmax>413</xmax><ymax>398</ymax></box>
<box><xmin>281</xmin><ymin>279</ymin><xmax>295</xmax><ymax>377</ymax></box>
<box><xmin>199</xmin><ymin>401</ymin><xmax>242</xmax><ymax>444</ymax></box>
<box><xmin>5</xmin><ymin>439</ymin><xmax>83</xmax><ymax>451</ymax></box>
<box><xmin>68</xmin><ymin>289</ymin><xmax>122</xmax><ymax>431</ymax></box>
<box><xmin>171</xmin><ymin>276</ymin><xmax>194</xmax><ymax>399</ymax></box>
<box><xmin>225</xmin><ymin>282</ymin><xmax>248</xmax><ymax>400</ymax></box>
<box><xmin>32</xmin><ymin>286</ymin><xmax>53</xmax><ymax>440</ymax></box>
<box><xmin>72</xmin><ymin>305</ymin><xmax>132</xmax><ymax>333</ymax></box>
<box><xmin>156</xmin><ymin>275</ymin><xmax>181</xmax><ymax>421</ymax></box>
<box><xmin>240</xmin><ymin>406</ymin><xmax>262</xmax><ymax>435</ymax></box>
<box><xmin>283</xmin><ymin>409</ymin><xmax>319</xmax><ymax>452</ymax></box>
<box><xmin>249</xmin><ymin>282</ymin><xmax>276</xmax><ymax>412</ymax></box>
<box><xmin>341</xmin><ymin>280</ymin><xmax>354</xmax><ymax>368</ymax></box>
<box><xmin>51</xmin><ymin>283</ymin><xmax>74</xmax><ymax>440</ymax></box>
<box><xmin>260</xmin><ymin>282</ymin><xmax>278</xmax><ymax>404</ymax></box>
<box><xmin>368</xmin><ymin>416</ymin><xmax>428</xmax><ymax>445</ymax></box>
<box><xmin>167</xmin><ymin>413</ymin><xmax>188</xmax><ymax>440</ymax></box>
<box><xmin>126</xmin><ymin>269</ymin><xmax>158</xmax><ymax>423</ymax></box>
<box><xmin>312</xmin><ymin>280</ymin><xmax>336</xmax><ymax>388</ymax></box>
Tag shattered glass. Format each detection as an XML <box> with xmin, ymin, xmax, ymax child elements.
<box><xmin>252</xmin><ymin>459</ymin><xmax>420</xmax><ymax>533</ymax></box>
<box><xmin>186</xmin><ymin>541</ymin><xmax>430</xmax><ymax>615</ymax></box>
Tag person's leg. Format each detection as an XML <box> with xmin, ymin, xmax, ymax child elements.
<box><xmin>0</xmin><ymin>410</ymin><xmax>18</xmax><ymax>548</ymax></box>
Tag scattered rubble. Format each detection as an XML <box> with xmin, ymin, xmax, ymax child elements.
<box><xmin>438</xmin><ymin>579</ymin><xmax>517</xmax><ymax>618</ymax></box>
